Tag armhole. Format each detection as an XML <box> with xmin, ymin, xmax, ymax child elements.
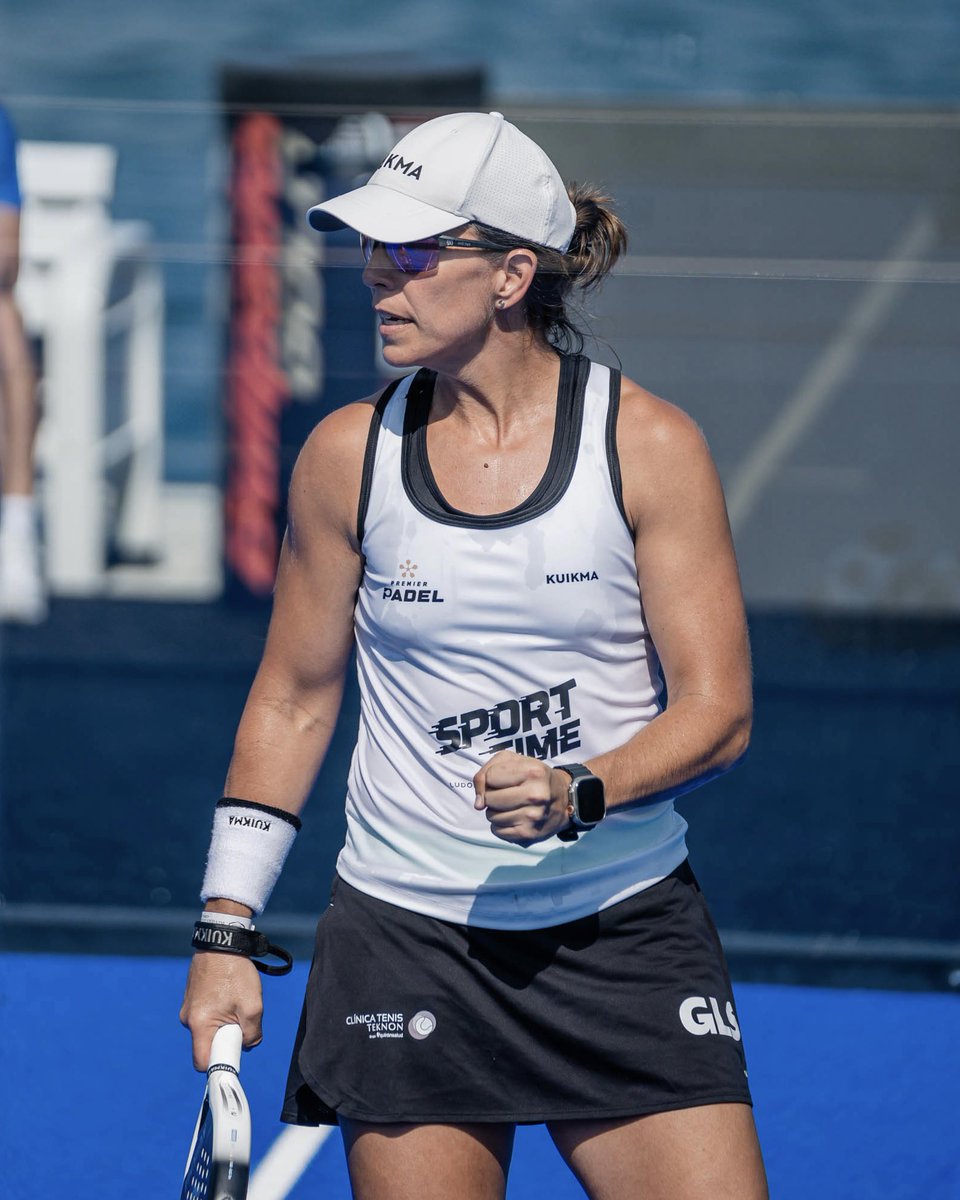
<box><xmin>356</xmin><ymin>377</ymin><xmax>404</xmax><ymax>547</ymax></box>
<box><xmin>604</xmin><ymin>367</ymin><xmax>630</xmax><ymax>529</ymax></box>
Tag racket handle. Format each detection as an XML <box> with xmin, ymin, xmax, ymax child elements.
<box><xmin>209</xmin><ymin>1022</ymin><xmax>243</xmax><ymax>1072</ymax></box>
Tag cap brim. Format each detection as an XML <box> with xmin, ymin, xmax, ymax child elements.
<box><xmin>307</xmin><ymin>182</ymin><xmax>466</xmax><ymax>242</ymax></box>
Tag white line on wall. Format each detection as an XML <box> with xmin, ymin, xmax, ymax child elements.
<box><xmin>726</xmin><ymin>206</ymin><xmax>938</xmax><ymax>536</ymax></box>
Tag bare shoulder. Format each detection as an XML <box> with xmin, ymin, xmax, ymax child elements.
<box><xmin>617</xmin><ymin>376</ymin><xmax>710</xmax><ymax>460</ymax></box>
<box><xmin>296</xmin><ymin>393</ymin><xmax>379</xmax><ymax>476</ymax></box>
<box><xmin>616</xmin><ymin>376</ymin><xmax>721</xmax><ymax>524</ymax></box>
<box><xmin>288</xmin><ymin>392</ymin><xmax>382</xmax><ymax>548</ymax></box>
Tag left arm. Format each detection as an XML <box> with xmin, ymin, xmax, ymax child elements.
<box><xmin>475</xmin><ymin>379</ymin><xmax>751</xmax><ymax>843</ymax></box>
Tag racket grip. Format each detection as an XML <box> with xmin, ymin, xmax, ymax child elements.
<box><xmin>209</xmin><ymin>1022</ymin><xmax>244</xmax><ymax>1072</ymax></box>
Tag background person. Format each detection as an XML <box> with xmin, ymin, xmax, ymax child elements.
<box><xmin>0</xmin><ymin>103</ymin><xmax>44</xmax><ymax>624</ymax></box>
<box><xmin>181</xmin><ymin>111</ymin><xmax>768</xmax><ymax>1200</ymax></box>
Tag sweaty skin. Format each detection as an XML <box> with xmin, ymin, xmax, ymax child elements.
<box><xmin>181</xmin><ymin>231</ymin><xmax>764</xmax><ymax>1200</ymax></box>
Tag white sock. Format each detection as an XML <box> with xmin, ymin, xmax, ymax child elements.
<box><xmin>0</xmin><ymin>494</ymin><xmax>39</xmax><ymax>542</ymax></box>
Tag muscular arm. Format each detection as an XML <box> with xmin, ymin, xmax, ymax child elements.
<box><xmin>222</xmin><ymin>404</ymin><xmax>371</xmax><ymax>814</ymax></box>
<box><xmin>477</xmin><ymin>380</ymin><xmax>751</xmax><ymax>841</ymax></box>
<box><xmin>587</xmin><ymin>380</ymin><xmax>751</xmax><ymax>809</ymax></box>
<box><xmin>181</xmin><ymin>398</ymin><xmax>374</xmax><ymax>1065</ymax></box>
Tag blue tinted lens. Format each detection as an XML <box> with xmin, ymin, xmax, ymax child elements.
<box><xmin>391</xmin><ymin>241</ymin><xmax>439</xmax><ymax>273</ymax></box>
<box><xmin>360</xmin><ymin>235</ymin><xmax>439</xmax><ymax>274</ymax></box>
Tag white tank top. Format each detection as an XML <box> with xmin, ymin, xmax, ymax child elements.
<box><xmin>337</xmin><ymin>356</ymin><xmax>688</xmax><ymax>928</ymax></box>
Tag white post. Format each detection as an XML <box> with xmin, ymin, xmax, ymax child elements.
<box><xmin>41</xmin><ymin>236</ymin><xmax>110</xmax><ymax>593</ymax></box>
<box><xmin>113</xmin><ymin>235</ymin><xmax>164</xmax><ymax>562</ymax></box>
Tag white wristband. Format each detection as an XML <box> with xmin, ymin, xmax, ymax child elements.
<box><xmin>199</xmin><ymin>910</ymin><xmax>254</xmax><ymax>931</ymax></box>
<box><xmin>200</xmin><ymin>798</ymin><xmax>301</xmax><ymax>916</ymax></box>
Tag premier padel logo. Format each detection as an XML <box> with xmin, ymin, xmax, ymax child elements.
<box><xmin>380</xmin><ymin>557</ymin><xmax>446</xmax><ymax>604</ymax></box>
<box><xmin>678</xmin><ymin>996</ymin><xmax>741</xmax><ymax>1041</ymax></box>
<box><xmin>431</xmin><ymin>678</ymin><xmax>581</xmax><ymax>759</ymax></box>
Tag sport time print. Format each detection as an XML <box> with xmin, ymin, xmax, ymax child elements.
<box><xmin>431</xmin><ymin>678</ymin><xmax>580</xmax><ymax>759</ymax></box>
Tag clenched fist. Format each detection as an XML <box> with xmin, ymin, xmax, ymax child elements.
<box><xmin>473</xmin><ymin>750</ymin><xmax>571</xmax><ymax>844</ymax></box>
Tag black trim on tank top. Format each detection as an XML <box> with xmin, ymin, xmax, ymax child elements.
<box><xmin>400</xmin><ymin>354</ymin><xmax>591</xmax><ymax>529</ymax></box>
<box><xmin>356</xmin><ymin>376</ymin><xmax>405</xmax><ymax>546</ymax></box>
<box><xmin>604</xmin><ymin>367</ymin><xmax>630</xmax><ymax>530</ymax></box>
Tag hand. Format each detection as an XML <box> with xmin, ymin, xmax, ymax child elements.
<box><xmin>179</xmin><ymin>951</ymin><xmax>264</xmax><ymax>1071</ymax></box>
<box><xmin>474</xmin><ymin>750</ymin><xmax>571</xmax><ymax>845</ymax></box>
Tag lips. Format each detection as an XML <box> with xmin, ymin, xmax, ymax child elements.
<box><xmin>376</xmin><ymin>310</ymin><xmax>411</xmax><ymax>326</ymax></box>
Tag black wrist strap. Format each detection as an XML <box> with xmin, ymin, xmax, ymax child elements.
<box><xmin>555</xmin><ymin>764</ymin><xmax>592</xmax><ymax>841</ymax></box>
<box><xmin>192</xmin><ymin>921</ymin><xmax>293</xmax><ymax>976</ymax></box>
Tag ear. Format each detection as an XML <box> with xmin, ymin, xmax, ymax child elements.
<box><xmin>495</xmin><ymin>247</ymin><xmax>538</xmax><ymax>310</ymax></box>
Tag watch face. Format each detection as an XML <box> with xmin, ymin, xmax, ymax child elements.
<box><xmin>573</xmin><ymin>776</ymin><xmax>605</xmax><ymax>825</ymax></box>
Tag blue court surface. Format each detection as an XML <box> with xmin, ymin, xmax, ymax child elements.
<box><xmin>1</xmin><ymin>953</ymin><xmax>957</xmax><ymax>1200</ymax></box>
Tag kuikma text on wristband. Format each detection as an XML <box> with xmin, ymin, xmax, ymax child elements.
<box><xmin>200</xmin><ymin>798</ymin><xmax>301</xmax><ymax>916</ymax></box>
<box><xmin>191</xmin><ymin>919</ymin><xmax>293</xmax><ymax>976</ymax></box>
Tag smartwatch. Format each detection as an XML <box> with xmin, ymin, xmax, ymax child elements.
<box><xmin>554</xmin><ymin>763</ymin><xmax>606</xmax><ymax>842</ymax></box>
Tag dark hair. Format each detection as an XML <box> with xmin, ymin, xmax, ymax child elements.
<box><xmin>472</xmin><ymin>182</ymin><xmax>628</xmax><ymax>354</ymax></box>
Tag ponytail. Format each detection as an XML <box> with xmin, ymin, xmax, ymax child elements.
<box><xmin>563</xmin><ymin>182</ymin><xmax>629</xmax><ymax>294</ymax></box>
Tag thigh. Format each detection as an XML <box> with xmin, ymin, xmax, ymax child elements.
<box><xmin>548</xmin><ymin>1103</ymin><xmax>768</xmax><ymax>1200</ymax></box>
<box><xmin>341</xmin><ymin>1119</ymin><xmax>516</xmax><ymax>1200</ymax></box>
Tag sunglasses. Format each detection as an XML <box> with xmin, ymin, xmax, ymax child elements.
<box><xmin>360</xmin><ymin>234</ymin><xmax>511</xmax><ymax>275</ymax></box>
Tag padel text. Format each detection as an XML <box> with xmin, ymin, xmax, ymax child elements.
<box><xmin>381</xmin><ymin>586</ymin><xmax>444</xmax><ymax>603</ymax></box>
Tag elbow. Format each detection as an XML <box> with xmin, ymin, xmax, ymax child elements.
<box><xmin>716</xmin><ymin>704</ymin><xmax>752</xmax><ymax>774</ymax></box>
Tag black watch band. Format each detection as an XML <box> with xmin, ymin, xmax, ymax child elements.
<box><xmin>192</xmin><ymin>921</ymin><xmax>293</xmax><ymax>976</ymax></box>
<box><xmin>555</xmin><ymin>763</ymin><xmax>606</xmax><ymax>842</ymax></box>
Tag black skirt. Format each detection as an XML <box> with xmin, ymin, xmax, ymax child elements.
<box><xmin>281</xmin><ymin>862</ymin><xmax>752</xmax><ymax>1126</ymax></box>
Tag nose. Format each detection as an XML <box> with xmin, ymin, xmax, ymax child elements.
<box><xmin>362</xmin><ymin>241</ymin><xmax>398</xmax><ymax>288</ymax></box>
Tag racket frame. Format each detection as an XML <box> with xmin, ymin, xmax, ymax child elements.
<box><xmin>181</xmin><ymin>1024</ymin><xmax>251</xmax><ymax>1200</ymax></box>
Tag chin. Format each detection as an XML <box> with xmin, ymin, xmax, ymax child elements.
<box><xmin>380</xmin><ymin>341</ymin><xmax>425</xmax><ymax>370</ymax></box>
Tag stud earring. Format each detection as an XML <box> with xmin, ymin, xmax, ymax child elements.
<box><xmin>496</xmin><ymin>299</ymin><xmax>505</xmax><ymax>310</ymax></box>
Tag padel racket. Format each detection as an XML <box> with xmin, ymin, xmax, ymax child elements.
<box><xmin>181</xmin><ymin>1023</ymin><xmax>251</xmax><ymax>1200</ymax></box>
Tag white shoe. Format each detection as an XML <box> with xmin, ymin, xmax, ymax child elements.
<box><xmin>0</xmin><ymin>515</ymin><xmax>48</xmax><ymax>625</ymax></box>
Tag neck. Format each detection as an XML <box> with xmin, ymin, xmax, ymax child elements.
<box><xmin>431</xmin><ymin>335</ymin><xmax>565</xmax><ymax>439</ymax></box>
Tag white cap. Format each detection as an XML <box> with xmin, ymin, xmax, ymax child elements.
<box><xmin>307</xmin><ymin>111</ymin><xmax>576</xmax><ymax>251</ymax></box>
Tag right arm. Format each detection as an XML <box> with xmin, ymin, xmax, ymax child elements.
<box><xmin>179</xmin><ymin>398</ymin><xmax>374</xmax><ymax>1068</ymax></box>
